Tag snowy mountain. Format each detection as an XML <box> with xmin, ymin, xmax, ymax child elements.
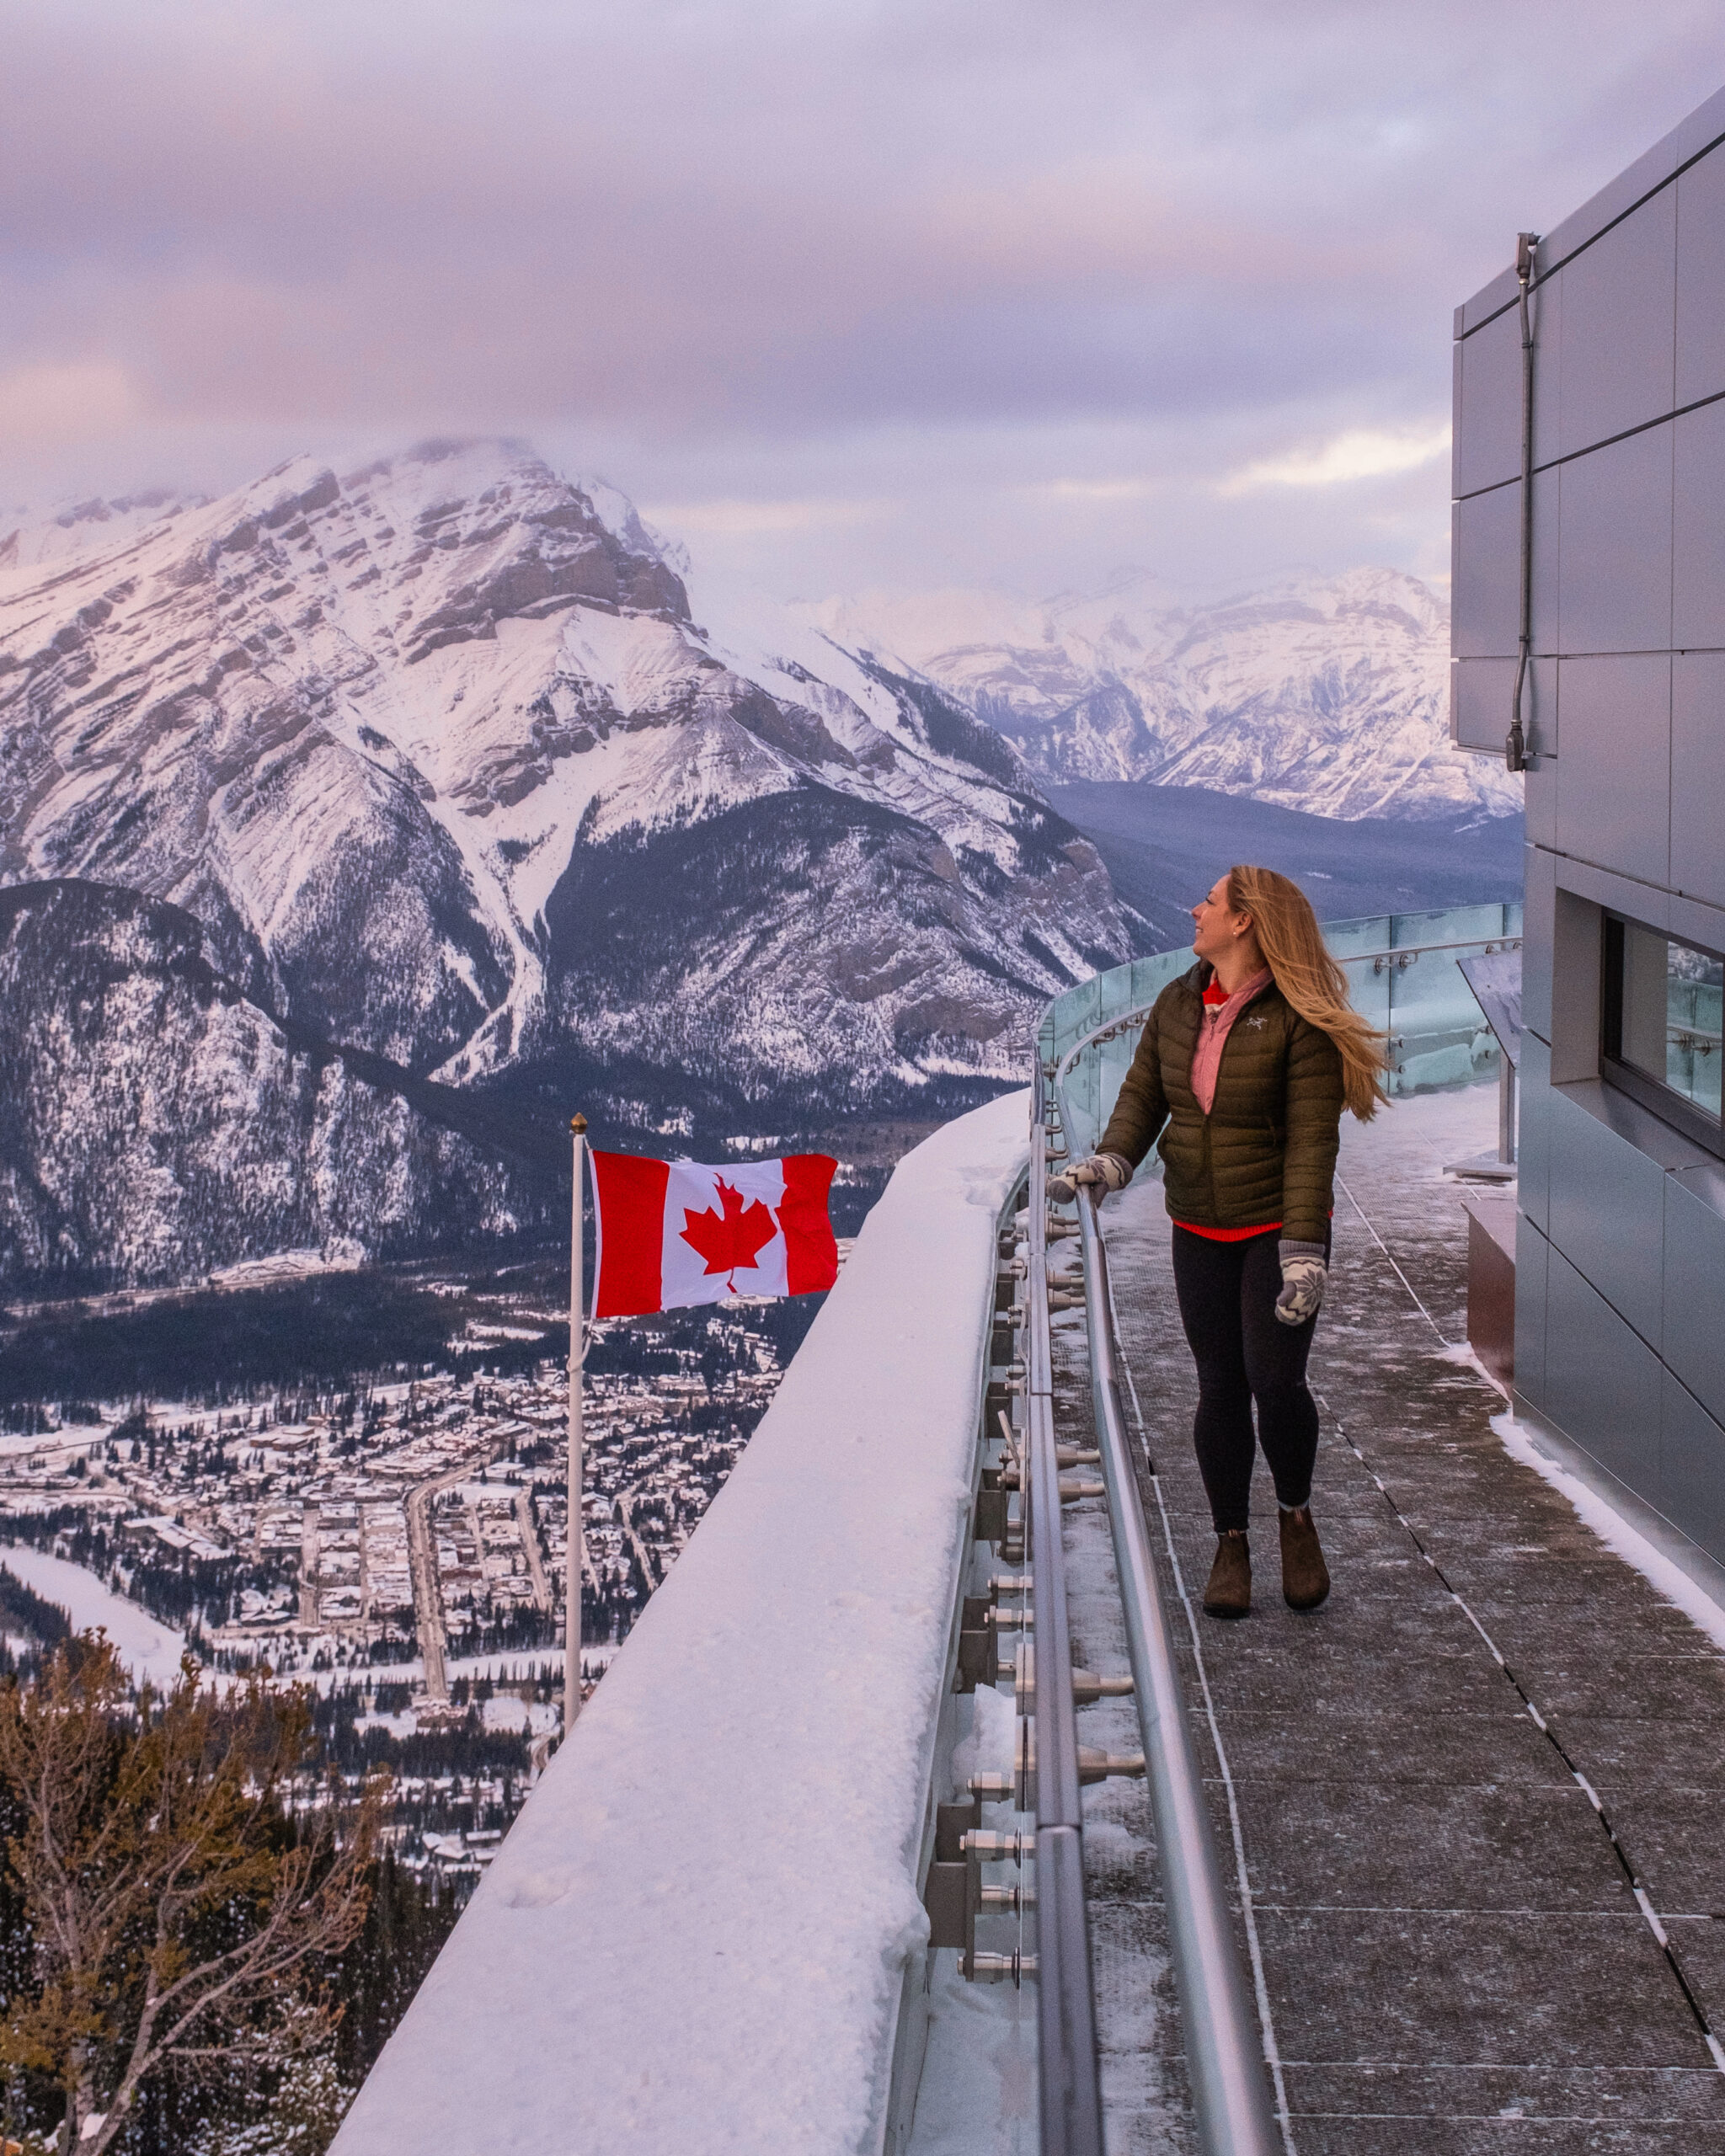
<box><xmin>0</xmin><ymin>440</ymin><xmax>1132</xmax><ymax>1285</ymax></box>
<box><xmin>0</xmin><ymin>488</ymin><xmax>209</xmax><ymax>573</ymax></box>
<box><xmin>807</xmin><ymin>568</ymin><xmax>1518</xmax><ymax>824</ymax></box>
<box><xmin>0</xmin><ymin>881</ymin><xmax>556</xmax><ymax>1291</ymax></box>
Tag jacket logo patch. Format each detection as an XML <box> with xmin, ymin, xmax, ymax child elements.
<box><xmin>1243</xmin><ymin>1014</ymin><xmax>1268</xmax><ymax>1030</ymax></box>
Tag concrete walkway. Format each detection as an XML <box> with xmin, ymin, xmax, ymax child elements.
<box><xmin>1059</xmin><ymin>1087</ymin><xmax>1725</xmax><ymax>2154</ymax></box>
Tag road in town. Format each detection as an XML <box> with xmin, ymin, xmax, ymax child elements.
<box><xmin>513</xmin><ymin>1486</ymin><xmax>552</xmax><ymax>1610</ymax></box>
<box><xmin>406</xmin><ymin>1459</ymin><xmax>489</xmax><ymax>1704</ymax></box>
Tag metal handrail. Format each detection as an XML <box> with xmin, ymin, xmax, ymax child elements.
<box><xmin>1038</xmin><ymin>904</ymin><xmax>1524</xmax><ymax>1067</ymax></box>
<box><xmin>1049</xmin><ymin>927</ymin><xmax>1526</xmax><ymax>1155</ymax></box>
<box><xmin>1028</xmin><ymin>1059</ymin><xmax>1106</xmax><ymax>2153</ymax></box>
<box><xmin>1337</xmin><ymin>935</ymin><xmax>1521</xmax><ymax>966</ymax></box>
<box><xmin>1053</xmin><ymin>1039</ymin><xmax>1282</xmax><ymax>2156</ymax></box>
<box><xmin>1073</xmin><ymin>937</ymin><xmax>1524</xmax><ymax>1047</ymax></box>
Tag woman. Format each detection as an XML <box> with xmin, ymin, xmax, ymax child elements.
<box><xmin>1056</xmin><ymin>866</ymin><xmax>1386</xmax><ymax>1619</ymax></box>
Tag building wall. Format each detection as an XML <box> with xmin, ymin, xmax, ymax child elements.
<box><xmin>1452</xmin><ymin>83</ymin><xmax>1725</xmax><ymax>1565</ymax></box>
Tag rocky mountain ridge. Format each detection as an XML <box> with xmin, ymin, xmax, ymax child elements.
<box><xmin>0</xmin><ymin>440</ymin><xmax>1133</xmax><ymax>1287</ymax></box>
<box><xmin>807</xmin><ymin>566</ymin><xmax>1515</xmax><ymax>825</ymax></box>
<box><xmin>0</xmin><ymin>879</ymin><xmax>558</xmax><ymax>1293</ymax></box>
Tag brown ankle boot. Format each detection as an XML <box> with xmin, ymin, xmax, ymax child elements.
<box><xmin>1279</xmin><ymin>1507</ymin><xmax>1330</xmax><ymax>1610</ymax></box>
<box><xmin>1203</xmin><ymin>1532</ymin><xmax>1251</xmax><ymax>1619</ymax></box>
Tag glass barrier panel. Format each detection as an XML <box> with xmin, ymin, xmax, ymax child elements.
<box><xmin>1047</xmin><ymin>903</ymin><xmax>1522</xmax><ymax>1129</ymax></box>
<box><xmin>1320</xmin><ymin>915</ymin><xmax>1393</xmax><ymax>961</ymax></box>
<box><xmin>1386</xmin><ymin>947</ymin><xmax>1490</xmax><ymax>1042</ymax></box>
<box><xmin>1393</xmin><ymin>1036</ymin><xmax>1493</xmax><ymax>1095</ymax></box>
<box><xmin>1392</xmin><ymin>901</ymin><xmax>1512</xmax><ymax>949</ymax></box>
<box><xmin>1341</xmin><ymin>958</ymin><xmax>1393</xmax><ymax>1041</ymax></box>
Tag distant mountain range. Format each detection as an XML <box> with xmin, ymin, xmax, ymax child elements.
<box><xmin>0</xmin><ymin>440</ymin><xmax>1136</xmax><ymax>1289</ymax></box>
<box><xmin>807</xmin><ymin>567</ymin><xmax>1515</xmax><ymax>824</ymax></box>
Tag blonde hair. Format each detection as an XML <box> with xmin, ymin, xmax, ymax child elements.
<box><xmin>1226</xmin><ymin>864</ymin><xmax>1388</xmax><ymax>1121</ymax></box>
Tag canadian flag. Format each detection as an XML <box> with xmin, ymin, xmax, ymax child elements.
<box><xmin>590</xmin><ymin>1151</ymin><xmax>840</xmax><ymax>1319</ymax></box>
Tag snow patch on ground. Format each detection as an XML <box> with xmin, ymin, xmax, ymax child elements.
<box><xmin>1440</xmin><ymin>1338</ymin><xmax>1504</xmax><ymax>1389</ymax></box>
<box><xmin>0</xmin><ymin>1545</ymin><xmax>190</xmax><ymax>1684</ymax></box>
<box><xmin>1489</xmin><ymin>1413</ymin><xmax>1725</xmax><ymax>1656</ymax></box>
<box><xmin>207</xmin><ymin>1244</ymin><xmax>364</xmax><ymax>1289</ymax></box>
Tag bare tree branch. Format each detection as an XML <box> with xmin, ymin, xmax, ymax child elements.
<box><xmin>0</xmin><ymin>1636</ymin><xmax>382</xmax><ymax>2155</ymax></box>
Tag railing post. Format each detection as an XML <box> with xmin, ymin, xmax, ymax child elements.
<box><xmin>1028</xmin><ymin>1059</ymin><xmax>1106</xmax><ymax>2155</ymax></box>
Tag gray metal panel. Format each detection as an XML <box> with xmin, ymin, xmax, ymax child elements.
<box><xmin>1546</xmin><ymin>1087</ymin><xmax>1667</xmax><ymax>1352</ymax></box>
<box><xmin>1660</xmin><ymin>1371</ymin><xmax>1725</xmax><ymax>1568</ymax></box>
<box><xmin>1672</xmin><ymin>654</ymin><xmax>1725</xmax><ymax>912</ymax></box>
<box><xmin>1539</xmin><ymin>84</ymin><xmax>1725</xmax><ymax>288</ymax></box>
<box><xmin>1530</xmin><ymin>465</ymin><xmax>1561</xmax><ymax>652</ymax></box>
<box><xmin>1521</xmin><ymin>845</ymin><xmax>1555</xmax><ymax>1041</ymax></box>
<box><xmin>1553</xmin><ymin>856</ymin><xmax>1671</xmax><ymax>931</ymax></box>
<box><xmin>1677</xmin><ymin>144</ymin><xmax>1725</xmax><ymax>405</ymax></box>
<box><xmin>1662</xmin><ymin>1174</ymin><xmax>1725</xmax><ymax>1428</ymax></box>
<box><xmin>1452</xmin><ymin>657</ymin><xmax>1554</xmax><ymax>755</ymax></box>
<box><xmin>1518</xmin><ymin>1030</ymin><xmax>1552</xmax><ymax>1234</ymax></box>
<box><xmin>1455</xmin><ymin>304</ymin><xmax>1525</xmax><ymax>497</ymax></box>
<box><xmin>1548</xmin><ymin>890</ymin><xmax>1605</xmax><ymax>1086</ymax></box>
<box><xmin>1673</xmin><ymin>403</ymin><xmax>1725</xmax><ymax>648</ymax></box>
<box><xmin>1557</xmin><ymin>186</ymin><xmax>1676</xmax><ymax>457</ymax></box>
<box><xmin>1452</xmin><ymin>482</ymin><xmax>1520</xmax><ymax>657</ymax></box>
<box><xmin>1450</xmin><ymin>658</ymin><xmax>1514</xmax><ymax>752</ymax></box>
<box><xmin>1514</xmin><ymin>1212</ymin><xmax>1551</xmax><ymax>1409</ymax></box>
<box><xmin>1670</xmin><ymin>889</ymin><xmax>1725</xmax><ymax>963</ymax></box>
<box><xmin>1458</xmin><ymin>264</ymin><xmax>1521</xmax><ymax>339</ymax></box>
<box><xmin>1448</xmin><ymin>499</ymin><xmax>1460</xmax><ymax>658</ymax></box>
<box><xmin>1557</xmin><ymin>425</ymin><xmax>1674</xmax><ymax>654</ymax></box>
<box><xmin>1524</xmin><ymin>653</ymin><xmax>1557</xmax><ymax>760</ymax></box>
<box><xmin>1531</xmin><ymin>273</ymin><xmax>1562</xmax><ymax>472</ymax></box>
<box><xmin>1672</xmin><ymin>1153</ymin><xmax>1725</xmax><ymax>1212</ymax></box>
<box><xmin>1451</xmin><ymin>336</ymin><xmax>1464</xmax><ymax>499</ymax></box>
<box><xmin>1455</xmin><ymin>86</ymin><xmax>1725</xmax><ymax>341</ymax></box>
<box><xmin>1568</xmin><ymin>1074</ymin><xmax>1710</xmax><ymax>1171</ymax></box>
<box><xmin>1543</xmin><ymin>1241</ymin><xmax>1664</xmax><ymax>1505</ymax></box>
<box><xmin>1525</xmin><ymin>745</ymin><xmax>1557</xmax><ymax>851</ymax></box>
<box><xmin>1554</xmin><ymin>654</ymin><xmax>1671</xmax><ymax>885</ymax></box>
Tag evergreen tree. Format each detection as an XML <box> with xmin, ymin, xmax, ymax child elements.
<box><xmin>330</xmin><ymin>1855</ymin><xmax>462</xmax><ymax>2089</ymax></box>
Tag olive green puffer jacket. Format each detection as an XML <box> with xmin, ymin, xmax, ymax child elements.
<box><xmin>1096</xmin><ymin>963</ymin><xmax>1344</xmax><ymax>1243</ymax></box>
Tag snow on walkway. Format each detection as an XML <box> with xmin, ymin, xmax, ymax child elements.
<box><xmin>331</xmin><ymin>1088</ymin><xmax>1030</xmax><ymax>2156</ymax></box>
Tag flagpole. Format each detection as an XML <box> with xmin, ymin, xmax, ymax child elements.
<box><xmin>566</xmin><ymin>1113</ymin><xmax>588</xmax><ymax>1731</ymax></box>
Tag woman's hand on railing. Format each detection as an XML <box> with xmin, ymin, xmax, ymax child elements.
<box><xmin>1049</xmin><ymin>1152</ymin><xmax>1133</xmax><ymax>1204</ymax></box>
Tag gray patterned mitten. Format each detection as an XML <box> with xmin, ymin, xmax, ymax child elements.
<box><xmin>1275</xmin><ymin>1240</ymin><xmax>1327</xmax><ymax>1326</ymax></box>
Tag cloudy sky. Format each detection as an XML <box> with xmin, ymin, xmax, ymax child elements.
<box><xmin>3</xmin><ymin>1</ymin><xmax>1722</xmax><ymax>600</ymax></box>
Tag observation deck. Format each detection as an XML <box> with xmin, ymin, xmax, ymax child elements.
<box><xmin>332</xmin><ymin>902</ymin><xmax>1725</xmax><ymax>2155</ymax></box>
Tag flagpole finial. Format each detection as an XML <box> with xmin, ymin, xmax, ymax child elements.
<box><xmin>571</xmin><ymin>1113</ymin><xmax>588</xmax><ymax>1134</ymax></box>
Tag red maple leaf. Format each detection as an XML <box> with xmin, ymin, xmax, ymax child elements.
<box><xmin>680</xmin><ymin>1180</ymin><xmax>778</xmax><ymax>1288</ymax></box>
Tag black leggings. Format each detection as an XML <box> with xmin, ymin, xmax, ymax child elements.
<box><xmin>1169</xmin><ymin>1225</ymin><xmax>1326</xmax><ymax>1534</ymax></box>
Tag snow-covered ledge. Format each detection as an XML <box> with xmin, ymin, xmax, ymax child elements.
<box><xmin>330</xmin><ymin>1091</ymin><xmax>1029</xmax><ymax>2156</ymax></box>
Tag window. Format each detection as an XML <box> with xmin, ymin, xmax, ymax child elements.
<box><xmin>1602</xmin><ymin>915</ymin><xmax>1725</xmax><ymax>1152</ymax></box>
